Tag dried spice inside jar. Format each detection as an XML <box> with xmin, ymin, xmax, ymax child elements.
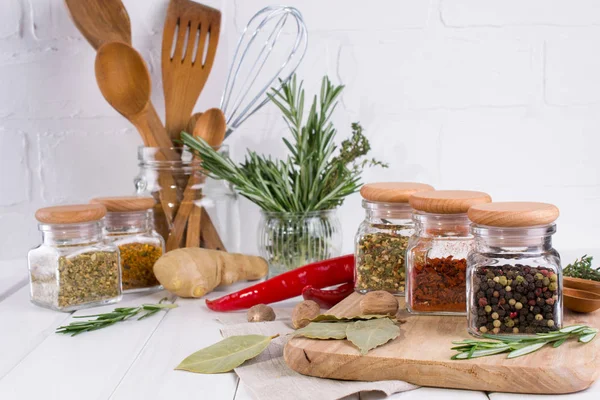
<box><xmin>411</xmin><ymin>256</ymin><xmax>467</xmax><ymax>312</ymax></box>
<box><xmin>472</xmin><ymin>264</ymin><xmax>560</xmax><ymax>334</ymax></box>
<box><xmin>57</xmin><ymin>251</ymin><xmax>120</xmax><ymax>308</ymax></box>
<box><xmin>119</xmin><ymin>242</ymin><xmax>162</xmax><ymax>290</ymax></box>
<box><xmin>356</xmin><ymin>232</ymin><xmax>409</xmax><ymax>293</ymax></box>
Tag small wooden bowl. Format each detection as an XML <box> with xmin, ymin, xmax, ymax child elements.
<box><xmin>563</xmin><ymin>287</ymin><xmax>600</xmax><ymax>313</ymax></box>
<box><xmin>564</xmin><ymin>277</ymin><xmax>600</xmax><ymax>295</ymax></box>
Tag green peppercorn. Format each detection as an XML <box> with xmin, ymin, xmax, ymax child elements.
<box><xmin>542</xmin><ymin>277</ymin><xmax>550</xmax><ymax>286</ymax></box>
<box><xmin>513</xmin><ymin>327</ymin><xmax>519</xmax><ymax>333</ymax></box>
<box><xmin>535</xmin><ymin>314</ymin><xmax>543</xmax><ymax>321</ymax></box>
<box><xmin>493</xmin><ymin>276</ymin><xmax>500</xmax><ymax>283</ymax></box>
<box><xmin>493</xmin><ymin>320</ymin><xmax>501</xmax><ymax>328</ymax></box>
<box><xmin>506</xmin><ymin>320</ymin><xmax>515</xmax><ymax>328</ymax></box>
<box><xmin>484</xmin><ymin>305</ymin><xmax>492</xmax><ymax>313</ymax></box>
<box><xmin>549</xmin><ymin>282</ymin><xmax>557</xmax><ymax>291</ymax></box>
<box><xmin>550</xmin><ymin>273</ymin><xmax>558</xmax><ymax>282</ymax></box>
<box><xmin>480</xmin><ymin>326</ymin><xmax>488</xmax><ymax>333</ymax></box>
<box><xmin>492</xmin><ymin>312</ymin><xmax>499</xmax><ymax>320</ymax></box>
<box><xmin>505</xmin><ymin>285</ymin><xmax>512</xmax><ymax>292</ymax></box>
<box><xmin>547</xmin><ymin>319</ymin><xmax>555</xmax><ymax>327</ymax></box>
<box><xmin>493</xmin><ymin>327</ymin><xmax>501</xmax><ymax>334</ymax></box>
<box><xmin>508</xmin><ymin>299</ymin><xmax>516</xmax><ymax>306</ymax></box>
<box><xmin>535</xmin><ymin>273</ymin><xmax>543</xmax><ymax>280</ymax></box>
<box><xmin>515</xmin><ymin>302</ymin><xmax>523</xmax><ymax>310</ymax></box>
<box><xmin>498</xmin><ymin>276</ymin><xmax>508</xmax><ymax>286</ymax></box>
<box><xmin>515</xmin><ymin>275</ymin><xmax>525</xmax><ymax>284</ymax></box>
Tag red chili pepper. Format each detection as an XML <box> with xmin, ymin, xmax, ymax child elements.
<box><xmin>205</xmin><ymin>254</ymin><xmax>355</xmax><ymax>311</ymax></box>
<box><xmin>302</xmin><ymin>282</ymin><xmax>355</xmax><ymax>309</ymax></box>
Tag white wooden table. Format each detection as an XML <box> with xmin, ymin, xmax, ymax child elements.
<box><xmin>0</xmin><ymin>252</ymin><xmax>598</xmax><ymax>400</ymax></box>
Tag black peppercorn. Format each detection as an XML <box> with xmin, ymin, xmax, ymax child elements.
<box><xmin>543</xmin><ymin>291</ymin><xmax>552</xmax><ymax>299</ymax></box>
<box><xmin>526</xmin><ymin>274</ymin><xmax>534</xmax><ymax>283</ymax></box>
<box><xmin>494</xmin><ymin>283</ymin><xmax>502</xmax><ymax>291</ymax></box>
<box><xmin>480</xmin><ymin>282</ymin><xmax>489</xmax><ymax>291</ymax></box>
<box><xmin>477</xmin><ymin>291</ymin><xmax>485</xmax><ymax>299</ymax></box>
<box><xmin>537</xmin><ymin>298</ymin><xmax>545</xmax><ymax>307</ymax></box>
<box><xmin>486</xmin><ymin>288</ymin><xmax>494</xmax><ymax>296</ymax></box>
<box><xmin>527</xmin><ymin>292</ymin><xmax>535</xmax><ymax>300</ymax></box>
<box><xmin>491</xmin><ymin>297</ymin><xmax>499</xmax><ymax>305</ymax></box>
<box><xmin>498</xmin><ymin>309</ymin><xmax>506</xmax><ymax>317</ymax></box>
<box><xmin>514</xmin><ymin>293</ymin><xmax>522</xmax><ymax>301</ymax></box>
<box><xmin>527</xmin><ymin>314</ymin><xmax>534</xmax><ymax>321</ymax></box>
<box><xmin>533</xmin><ymin>306</ymin><xmax>541</xmax><ymax>314</ymax></box>
<box><xmin>535</xmin><ymin>280</ymin><xmax>543</xmax><ymax>288</ymax></box>
<box><xmin>505</xmin><ymin>291</ymin><xmax>513</xmax><ymax>299</ymax></box>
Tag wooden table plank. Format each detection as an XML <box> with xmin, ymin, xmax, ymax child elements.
<box><xmin>0</xmin><ymin>259</ymin><xmax>28</xmax><ymax>302</ymax></box>
<box><xmin>490</xmin><ymin>378</ymin><xmax>600</xmax><ymax>400</ymax></box>
<box><xmin>108</xmin><ymin>285</ymin><xmax>251</xmax><ymax>400</ymax></box>
<box><xmin>0</xmin><ymin>290</ymin><xmax>173</xmax><ymax>400</ymax></box>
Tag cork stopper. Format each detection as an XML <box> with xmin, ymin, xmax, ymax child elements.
<box><xmin>90</xmin><ymin>196</ymin><xmax>156</xmax><ymax>212</ymax></box>
<box><xmin>360</xmin><ymin>182</ymin><xmax>434</xmax><ymax>203</ymax></box>
<box><xmin>35</xmin><ymin>204</ymin><xmax>107</xmax><ymax>224</ymax></box>
<box><xmin>468</xmin><ymin>202</ymin><xmax>559</xmax><ymax>227</ymax></box>
<box><xmin>409</xmin><ymin>190</ymin><xmax>492</xmax><ymax>214</ymax></box>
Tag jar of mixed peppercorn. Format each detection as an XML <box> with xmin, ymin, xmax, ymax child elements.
<box><xmin>354</xmin><ymin>182</ymin><xmax>434</xmax><ymax>294</ymax></box>
<box><xmin>28</xmin><ymin>204</ymin><xmax>122</xmax><ymax>311</ymax></box>
<box><xmin>91</xmin><ymin>196</ymin><xmax>164</xmax><ymax>293</ymax></box>
<box><xmin>406</xmin><ymin>190</ymin><xmax>492</xmax><ymax>315</ymax></box>
<box><xmin>466</xmin><ymin>202</ymin><xmax>562</xmax><ymax>336</ymax></box>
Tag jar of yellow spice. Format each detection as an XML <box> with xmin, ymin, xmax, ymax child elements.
<box><xmin>355</xmin><ymin>182</ymin><xmax>434</xmax><ymax>294</ymax></box>
<box><xmin>91</xmin><ymin>196</ymin><xmax>164</xmax><ymax>293</ymax></box>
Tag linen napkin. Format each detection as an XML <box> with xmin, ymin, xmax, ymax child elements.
<box><xmin>218</xmin><ymin>310</ymin><xmax>417</xmax><ymax>400</ymax></box>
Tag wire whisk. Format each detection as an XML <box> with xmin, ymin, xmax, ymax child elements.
<box><xmin>220</xmin><ymin>5</ymin><xmax>308</xmax><ymax>138</ymax></box>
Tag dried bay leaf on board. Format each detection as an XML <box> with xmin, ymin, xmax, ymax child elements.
<box><xmin>311</xmin><ymin>314</ymin><xmax>390</xmax><ymax>323</ymax></box>
<box><xmin>294</xmin><ymin>322</ymin><xmax>350</xmax><ymax>339</ymax></box>
<box><xmin>346</xmin><ymin>318</ymin><xmax>400</xmax><ymax>355</ymax></box>
<box><xmin>175</xmin><ymin>334</ymin><xmax>278</xmax><ymax>373</ymax></box>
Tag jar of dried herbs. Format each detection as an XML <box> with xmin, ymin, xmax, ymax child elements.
<box><xmin>27</xmin><ymin>204</ymin><xmax>122</xmax><ymax>312</ymax></box>
<box><xmin>467</xmin><ymin>202</ymin><xmax>563</xmax><ymax>336</ymax></box>
<box><xmin>91</xmin><ymin>196</ymin><xmax>165</xmax><ymax>293</ymax></box>
<box><xmin>406</xmin><ymin>190</ymin><xmax>492</xmax><ymax>315</ymax></box>
<box><xmin>354</xmin><ymin>182</ymin><xmax>434</xmax><ymax>294</ymax></box>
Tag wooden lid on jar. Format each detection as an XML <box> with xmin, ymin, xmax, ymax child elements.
<box><xmin>360</xmin><ymin>182</ymin><xmax>434</xmax><ymax>203</ymax></box>
<box><xmin>468</xmin><ymin>202</ymin><xmax>559</xmax><ymax>227</ymax></box>
<box><xmin>90</xmin><ymin>196</ymin><xmax>156</xmax><ymax>212</ymax></box>
<box><xmin>409</xmin><ymin>190</ymin><xmax>492</xmax><ymax>214</ymax></box>
<box><xmin>35</xmin><ymin>204</ymin><xmax>107</xmax><ymax>224</ymax></box>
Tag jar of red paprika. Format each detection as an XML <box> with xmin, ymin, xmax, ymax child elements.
<box><xmin>354</xmin><ymin>182</ymin><xmax>434</xmax><ymax>294</ymax></box>
<box><xmin>466</xmin><ymin>202</ymin><xmax>562</xmax><ymax>336</ymax></box>
<box><xmin>406</xmin><ymin>190</ymin><xmax>492</xmax><ymax>315</ymax></box>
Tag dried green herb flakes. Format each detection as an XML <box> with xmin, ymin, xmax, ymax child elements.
<box><xmin>356</xmin><ymin>232</ymin><xmax>409</xmax><ymax>292</ymax></box>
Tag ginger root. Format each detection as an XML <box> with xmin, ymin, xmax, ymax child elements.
<box><xmin>153</xmin><ymin>248</ymin><xmax>268</xmax><ymax>298</ymax></box>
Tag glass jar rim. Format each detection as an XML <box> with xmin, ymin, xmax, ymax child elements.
<box><xmin>38</xmin><ymin>220</ymin><xmax>103</xmax><ymax>231</ymax></box>
<box><xmin>472</xmin><ymin>223</ymin><xmax>556</xmax><ymax>238</ymax></box>
<box><xmin>137</xmin><ymin>145</ymin><xmax>229</xmax><ymax>165</ymax></box>
<box><xmin>260</xmin><ymin>209</ymin><xmax>337</xmax><ymax>218</ymax></box>
<box><xmin>362</xmin><ymin>199</ymin><xmax>412</xmax><ymax>211</ymax></box>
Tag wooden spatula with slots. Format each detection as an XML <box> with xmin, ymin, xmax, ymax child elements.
<box><xmin>162</xmin><ymin>0</ymin><xmax>221</xmax><ymax>140</ymax></box>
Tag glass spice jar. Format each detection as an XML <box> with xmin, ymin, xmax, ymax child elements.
<box><xmin>27</xmin><ymin>204</ymin><xmax>122</xmax><ymax>312</ymax></box>
<box><xmin>90</xmin><ymin>196</ymin><xmax>164</xmax><ymax>293</ymax></box>
<box><xmin>467</xmin><ymin>202</ymin><xmax>562</xmax><ymax>336</ymax></box>
<box><xmin>354</xmin><ymin>182</ymin><xmax>434</xmax><ymax>294</ymax></box>
<box><xmin>406</xmin><ymin>190</ymin><xmax>492</xmax><ymax>315</ymax></box>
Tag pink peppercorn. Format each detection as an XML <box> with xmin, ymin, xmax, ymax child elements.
<box><xmin>510</xmin><ymin>312</ymin><xmax>518</xmax><ymax>319</ymax></box>
<box><xmin>528</xmin><ymin>299</ymin><xmax>536</xmax><ymax>306</ymax></box>
<box><xmin>478</xmin><ymin>298</ymin><xmax>488</xmax><ymax>307</ymax></box>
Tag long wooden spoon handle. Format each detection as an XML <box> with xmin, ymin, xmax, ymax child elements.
<box><xmin>201</xmin><ymin>208</ymin><xmax>226</xmax><ymax>251</ymax></box>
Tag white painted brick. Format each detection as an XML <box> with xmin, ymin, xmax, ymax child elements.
<box><xmin>0</xmin><ymin>128</ymin><xmax>29</xmax><ymax>206</ymax></box>
<box><xmin>0</xmin><ymin>0</ymin><xmax>21</xmax><ymax>39</ymax></box>
<box><xmin>440</xmin><ymin>0</ymin><xmax>600</xmax><ymax>27</ymax></box>
<box><xmin>37</xmin><ymin>129</ymin><xmax>142</xmax><ymax>204</ymax></box>
<box><xmin>338</xmin><ymin>34</ymin><xmax>535</xmax><ymax>111</ymax></box>
<box><xmin>545</xmin><ymin>38</ymin><xmax>600</xmax><ymax>105</ymax></box>
<box><xmin>29</xmin><ymin>0</ymin><xmax>80</xmax><ymax>41</ymax></box>
<box><xmin>232</xmin><ymin>0</ymin><xmax>431</xmax><ymax>32</ymax></box>
<box><xmin>0</xmin><ymin>212</ymin><xmax>39</xmax><ymax>259</ymax></box>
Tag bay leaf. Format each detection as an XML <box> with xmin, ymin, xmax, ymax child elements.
<box><xmin>346</xmin><ymin>318</ymin><xmax>400</xmax><ymax>355</ymax></box>
<box><xmin>311</xmin><ymin>314</ymin><xmax>390</xmax><ymax>323</ymax></box>
<box><xmin>175</xmin><ymin>334</ymin><xmax>278</xmax><ymax>373</ymax></box>
<box><xmin>294</xmin><ymin>322</ymin><xmax>350</xmax><ymax>339</ymax></box>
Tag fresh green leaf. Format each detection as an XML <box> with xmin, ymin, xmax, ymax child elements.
<box><xmin>346</xmin><ymin>318</ymin><xmax>400</xmax><ymax>355</ymax></box>
<box><xmin>294</xmin><ymin>322</ymin><xmax>350</xmax><ymax>339</ymax></box>
<box><xmin>310</xmin><ymin>314</ymin><xmax>390</xmax><ymax>323</ymax></box>
<box><xmin>553</xmin><ymin>338</ymin><xmax>567</xmax><ymax>348</ymax></box>
<box><xmin>579</xmin><ymin>332</ymin><xmax>597</xmax><ymax>343</ymax></box>
<box><xmin>175</xmin><ymin>334</ymin><xmax>278</xmax><ymax>374</ymax></box>
<box><xmin>507</xmin><ymin>342</ymin><xmax>547</xmax><ymax>358</ymax></box>
<box><xmin>453</xmin><ymin>346</ymin><xmax>511</xmax><ymax>360</ymax></box>
<box><xmin>564</xmin><ymin>255</ymin><xmax>600</xmax><ymax>282</ymax></box>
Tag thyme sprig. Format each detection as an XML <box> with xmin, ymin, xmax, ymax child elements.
<box><xmin>55</xmin><ymin>298</ymin><xmax>177</xmax><ymax>336</ymax></box>
<box><xmin>181</xmin><ymin>75</ymin><xmax>387</xmax><ymax>213</ymax></box>
<box><xmin>564</xmin><ymin>255</ymin><xmax>600</xmax><ymax>282</ymax></box>
<box><xmin>451</xmin><ymin>325</ymin><xmax>597</xmax><ymax>360</ymax></box>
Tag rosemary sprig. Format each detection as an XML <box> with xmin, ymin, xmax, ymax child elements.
<box><xmin>55</xmin><ymin>297</ymin><xmax>177</xmax><ymax>336</ymax></box>
<box><xmin>181</xmin><ymin>75</ymin><xmax>387</xmax><ymax>213</ymax></box>
<box><xmin>564</xmin><ymin>255</ymin><xmax>600</xmax><ymax>282</ymax></box>
<box><xmin>451</xmin><ymin>325</ymin><xmax>597</xmax><ymax>360</ymax></box>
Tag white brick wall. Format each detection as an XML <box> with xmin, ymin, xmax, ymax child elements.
<box><xmin>1</xmin><ymin>0</ymin><xmax>599</xmax><ymax>261</ymax></box>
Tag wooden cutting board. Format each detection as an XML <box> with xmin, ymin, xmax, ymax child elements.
<box><xmin>284</xmin><ymin>292</ymin><xmax>600</xmax><ymax>394</ymax></box>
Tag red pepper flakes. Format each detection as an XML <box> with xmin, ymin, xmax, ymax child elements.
<box><xmin>410</xmin><ymin>256</ymin><xmax>467</xmax><ymax>313</ymax></box>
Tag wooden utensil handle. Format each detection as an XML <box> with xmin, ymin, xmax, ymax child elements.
<box><xmin>201</xmin><ymin>207</ymin><xmax>226</xmax><ymax>251</ymax></box>
<box><xmin>166</xmin><ymin>173</ymin><xmax>201</xmax><ymax>251</ymax></box>
<box><xmin>185</xmin><ymin>204</ymin><xmax>202</xmax><ymax>247</ymax></box>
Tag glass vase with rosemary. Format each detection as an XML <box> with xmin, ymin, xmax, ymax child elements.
<box><xmin>182</xmin><ymin>75</ymin><xmax>387</xmax><ymax>275</ymax></box>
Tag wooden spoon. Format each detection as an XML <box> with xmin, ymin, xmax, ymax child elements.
<box><xmin>95</xmin><ymin>42</ymin><xmax>172</xmax><ymax>149</ymax></box>
<box><xmin>162</xmin><ymin>0</ymin><xmax>221</xmax><ymax>140</ymax></box>
<box><xmin>64</xmin><ymin>0</ymin><xmax>132</xmax><ymax>49</ymax></box>
<box><xmin>167</xmin><ymin>108</ymin><xmax>226</xmax><ymax>251</ymax></box>
<box><xmin>564</xmin><ymin>287</ymin><xmax>600</xmax><ymax>313</ymax></box>
<box><xmin>95</xmin><ymin>41</ymin><xmax>176</xmax><ymax>226</ymax></box>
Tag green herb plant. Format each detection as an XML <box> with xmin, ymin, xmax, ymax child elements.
<box><xmin>181</xmin><ymin>75</ymin><xmax>387</xmax><ymax>213</ymax></box>
<box><xmin>564</xmin><ymin>255</ymin><xmax>600</xmax><ymax>282</ymax></box>
<box><xmin>56</xmin><ymin>298</ymin><xmax>177</xmax><ymax>336</ymax></box>
<box><xmin>451</xmin><ymin>325</ymin><xmax>597</xmax><ymax>360</ymax></box>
